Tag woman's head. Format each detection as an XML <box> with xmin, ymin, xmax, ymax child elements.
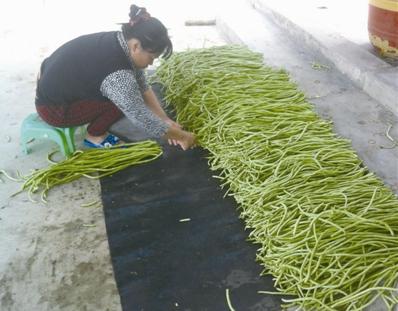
<box><xmin>122</xmin><ymin>5</ymin><xmax>172</xmax><ymax>69</ymax></box>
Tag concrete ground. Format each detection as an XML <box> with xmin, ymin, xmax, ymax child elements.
<box><xmin>0</xmin><ymin>1</ymin><xmax>223</xmax><ymax>311</ymax></box>
<box><xmin>0</xmin><ymin>0</ymin><xmax>397</xmax><ymax>310</ymax></box>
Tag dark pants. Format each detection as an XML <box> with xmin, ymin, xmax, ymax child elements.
<box><xmin>36</xmin><ymin>100</ymin><xmax>124</xmax><ymax>136</ymax></box>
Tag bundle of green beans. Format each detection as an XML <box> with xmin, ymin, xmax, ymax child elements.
<box><xmin>7</xmin><ymin>141</ymin><xmax>162</xmax><ymax>203</ymax></box>
<box><xmin>153</xmin><ymin>45</ymin><xmax>398</xmax><ymax>310</ymax></box>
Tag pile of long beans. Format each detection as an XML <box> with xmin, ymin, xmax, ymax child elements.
<box><xmin>6</xmin><ymin>141</ymin><xmax>162</xmax><ymax>203</ymax></box>
<box><xmin>154</xmin><ymin>45</ymin><xmax>398</xmax><ymax>310</ymax></box>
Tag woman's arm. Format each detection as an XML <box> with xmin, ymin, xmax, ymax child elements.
<box><xmin>143</xmin><ymin>87</ymin><xmax>195</xmax><ymax>147</ymax></box>
<box><xmin>100</xmin><ymin>70</ymin><xmax>196</xmax><ymax>150</ymax></box>
<box><xmin>142</xmin><ymin>88</ymin><xmax>170</xmax><ymax>121</ymax></box>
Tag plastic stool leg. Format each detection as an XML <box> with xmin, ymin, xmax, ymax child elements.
<box><xmin>20</xmin><ymin>121</ymin><xmax>32</xmax><ymax>155</ymax></box>
<box><xmin>20</xmin><ymin>138</ymin><xmax>30</xmax><ymax>154</ymax></box>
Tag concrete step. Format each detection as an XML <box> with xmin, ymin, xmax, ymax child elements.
<box><xmin>248</xmin><ymin>0</ymin><xmax>397</xmax><ymax>116</ymax></box>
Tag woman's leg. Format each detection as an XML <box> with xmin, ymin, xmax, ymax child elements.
<box><xmin>36</xmin><ymin>100</ymin><xmax>124</xmax><ymax>142</ymax></box>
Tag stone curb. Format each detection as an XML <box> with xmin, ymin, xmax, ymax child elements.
<box><xmin>217</xmin><ymin>0</ymin><xmax>397</xmax><ymax>115</ymax></box>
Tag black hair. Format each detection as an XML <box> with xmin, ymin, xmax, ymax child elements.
<box><xmin>121</xmin><ymin>5</ymin><xmax>173</xmax><ymax>59</ymax></box>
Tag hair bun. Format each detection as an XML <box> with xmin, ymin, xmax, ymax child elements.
<box><xmin>129</xmin><ymin>4</ymin><xmax>140</xmax><ymax>19</ymax></box>
<box><xmin>129</xmin><ymin>4</ymin><xmax>150</xmax><ymax>23</ymax></box>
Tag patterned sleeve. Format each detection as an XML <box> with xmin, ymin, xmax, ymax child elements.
<box><xmin>136</xmin><ymin>69</ymin><xmax>149</xmax><ymax>93</ymax></box>
<box><xmin>100</xmin><ymin>69</ymin><xmax>169</xmax><ymax>138</ymax></box>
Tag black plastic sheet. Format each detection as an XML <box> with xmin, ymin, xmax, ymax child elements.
<box><xmin>100</xmin><ymin>143</ymin><xmax>284</xmax><ymax>311</ymax></box>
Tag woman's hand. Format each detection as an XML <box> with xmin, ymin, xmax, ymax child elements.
<box><xmin>177</xmin><ymin>131</ymin><xmax>196</xmax><ymax>150</ymax></box>
<box><xmin>164</xmin><ymin>118</ymin><xmax>184</xmax><ymax>147</ymax></box>
<box><xmin>164</xmin><ymin>118</ymin><xmax>182</xmax><ymax>129</ymax></box>
<box><xmin>164</xmin><ymin>122</ymin><xmax>197</xmax><ymax>151</ymax></box>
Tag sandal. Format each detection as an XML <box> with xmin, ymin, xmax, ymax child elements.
<box><xmin>84</xmin><ymin>134</ymin><xmax>121</xmax><ymax>148</ymax></box>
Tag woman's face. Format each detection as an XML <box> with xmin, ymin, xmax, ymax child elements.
<box><xmin>128</xmin><ymin>39</ymin><xmax>160</xmax><ymax>69</ymax></box>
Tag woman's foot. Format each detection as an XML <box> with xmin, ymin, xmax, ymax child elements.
<box><xmin>85</xmin><ymin>133</ymin><xmax>108</xmax><ymax>144</ymax></box>
<box><xmin>84</xmin><ymin>133</ymin><xmax>122</xmax><ymax>148</ymax></box>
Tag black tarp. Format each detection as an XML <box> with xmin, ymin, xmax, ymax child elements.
<box><xmin>100</xmin><ymin>143</ymin><xmax>284</xmax><ymax>311</ymax></box>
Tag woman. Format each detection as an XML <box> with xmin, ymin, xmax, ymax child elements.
<box><xmin>35</xmin><ymin>4</ymin><xmax>196</xmax><ymax>150</ymax></box>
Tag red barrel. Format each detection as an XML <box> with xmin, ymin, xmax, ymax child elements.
<box><xmin>368</xmin><ymin>0</ymin><xmax>398</xmax><ymax>58</ymax></box>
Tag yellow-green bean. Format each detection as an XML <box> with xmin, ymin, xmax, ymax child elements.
<box><xmin>4</xmin><ymin>140</ymin><xmax>162</xmax><ymax>203</ymax></box>
<box><xmin>154</xmin><ymin>45</ymin><xmax>398</xmax><ymax>310</ymax></box>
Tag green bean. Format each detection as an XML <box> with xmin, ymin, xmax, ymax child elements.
<box><xmin>225</xmin><ymin>288</ymin><xmax>236</xmax><ymax>311</ymax></box>
<box><xmin>81</xmin><ymin>200</ymin><xmax>101</xmax><ymax>208</ymax></box>
<box><xmin>154</xmin><ymin>45</ymin><xmax>398</xmax><ymax>310</ymax></box>
<box><xmin>0</xmin><ymin>169</ymin><xmax>24</xmax><ymax>182</ymax></box>
<box><xmin>4</xmin><ymin>141</ymin><xmax>162</xmax><ymax>203</ymax></box>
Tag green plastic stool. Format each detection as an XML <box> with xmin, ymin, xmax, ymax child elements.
<box><xmin>20</xmin><ymin>113</ymin><xmax>78</xmax><ymax>157</ymax></box>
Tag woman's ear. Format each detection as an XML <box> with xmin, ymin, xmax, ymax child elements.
<box><xmin>128</xmin><ymin>39</ymin><xmax>141</xmax><ymax>53</ymax></box>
